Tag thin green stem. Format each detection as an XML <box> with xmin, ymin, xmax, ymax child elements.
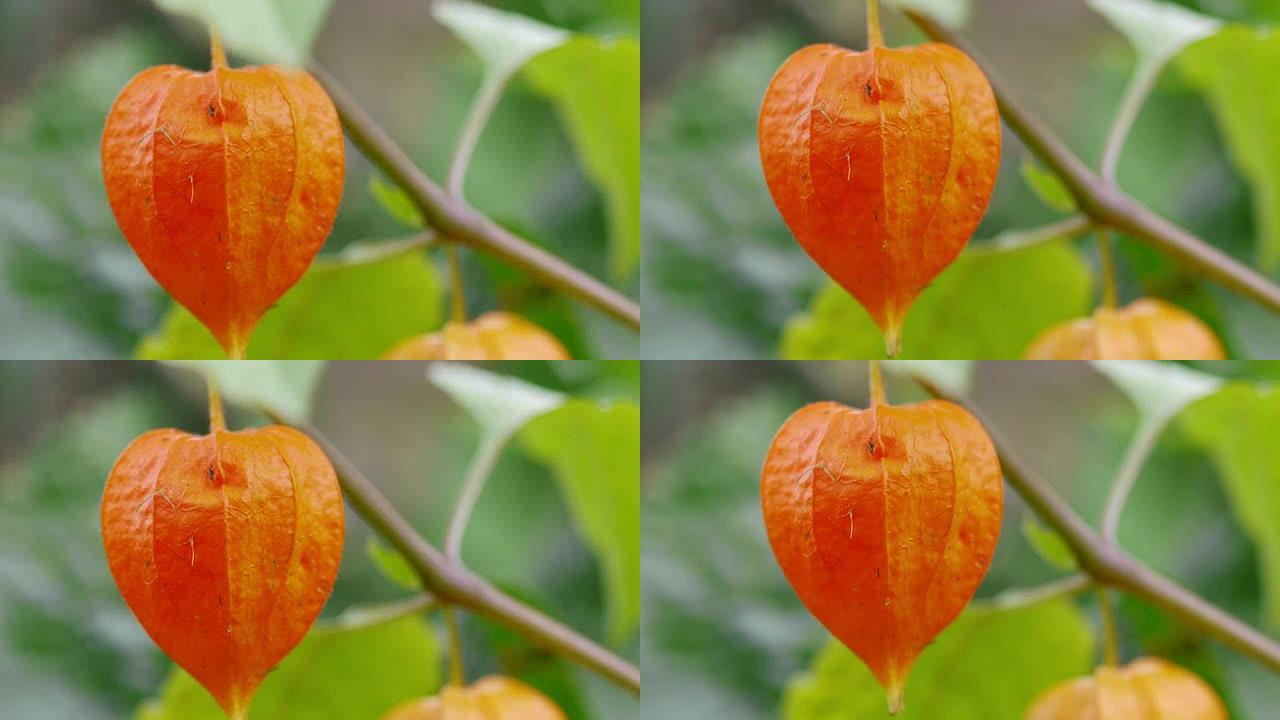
<box><xmin>1098</xmin><ymin>227</ymin><xmax>1119</xmax><ymax>309</ymax></box>
<box><xmin>207</xmin><ymin>375</ymin><xmax>226</xmax><ymax>432</ymax></box>
<box><xmin>444</xmin><ymin>607</ymin><xmax>466</xmax><ymax>687</ymax></box>
<box><xmin>1100</xmin><ymin>62</ymin><xmax>1161</xmax><ymax>184</ymax></box>
<box><xmin>447</xmin><ymin>245</ymin><xmax>468</xmax><ymax>324</ymax></box>
<box><xmin>323</xmin><ymin>593</ymin><xmax>439</xmax><ymax>631</ymax></box>
<box><xmin>868</xmin><ymin>361</ymin><xmax>887</xmax><ymax>405</ymax></box>
<box><xmin>444</xmin><ymin>432</ymin><xmax>511</xmax><ymax>561</ymax></box>
<box><xmin>975</xmin><ymin>574</ymin><xmax>1092</xmax><ymax>612</ymax></box>
<box><xmin>866</xmin><ymin>0</ymin><xmax>885</xmax><ymax>48</ymax></box>
<box><xmin>209</xmin><ymin>26</ymin><xmax>228</xmax><ymax>69</ymax></box>
<box><xmin>448</xmin><ymin>72</ymin><xmax>513</xmax><ymax>199</ymax></box>
<box><xmin>970</xmin><ymin>214</ymin><xmax>1093</xmax><ymax>256</ymax></box>
<box><xmin>1097</xmin><ymin>588</ymin><xmax>1120</xmax><ymax>667</ymax></box>
<box><xmin>327</xmin><ymin>231</ymin><xmax>438</xmax><ymax>267</ymax></box>
<box><xmin>1101</xmin><ymin>417</ymin><xmax>1169</xmax><ymax>543</ymax></box>
<box><xmin>441</xmin><ymin>70</ymin><xmax>510</xmax><ymax>325</ymax></box>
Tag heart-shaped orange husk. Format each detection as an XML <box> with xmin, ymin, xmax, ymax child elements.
<box><xmin>761</xmin><ymin>395</ymin><xmax>1003</xmax><ymax>713</ymax></box>
<box><xmin>382</xmin><ymin>676</ymin><xmax>567</xmax><ymax>720</ymax></box>
<box><xmin>101</xmin><ymin>400</ymin><xmax>344</xmax><ymax>719</ymax></box>
<box><xmin>101</xmin><ymin>47</ymin><xmax>345</xmax><ymax>359</ymax></box>
<box><xmin>1025</xmin><ymin>298</ymin><xmax>1227</xmax><ymax>359</ymax></box>
<box><xmin>381</xmin><ymin>311</ymin><xmax>572</xmax><ymax>360</ymax></box>
<box><xmin>1025</xmin><ymin>657</ymin><xmax>1227</xmax><ymax>719</ymax></box>
<box><xmin>759</xmin><ymin>41</ymin><xmax>1000</xmax><ymax>355</ymax></box>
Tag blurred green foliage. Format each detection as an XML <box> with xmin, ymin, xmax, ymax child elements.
<box><xmin>781</xmin><ymin>241</ymin><xmax>1093</xmax><ymax>359</ymax></box>
<box><xmin>641</xmin><ymin>361</ymin><xmax>1280</xmax><ymax>719</ymax></box>
<box><xmin>784</xmin><ymin>600</ymin><xmax>1093</xmax><ymax>719</ymax></box>
<box><xmin>0</xmin><ymin>360</ymin><xmax>639</xmax><ymax>719</ymax></box>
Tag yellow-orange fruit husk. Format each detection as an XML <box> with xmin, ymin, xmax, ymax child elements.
<box><xmin>101</xmin><ymin>59</ymin><xmax>345</xmax><ymax>359</ymax></box>
<box><xmin>381</xmin><ymin>311</ymin><xmax>571</xmax><ymax>360</ymax></box>
<box><xmin>760</xmin><ymin>399</ymin><xmax>1004</xmax><ymax>714</ymax></box>
<box><xmin>759</xmin><ymin>42</ymin><xmax>1001</xmax><ymax>355</ymax></box>
<box><xmin>101</xmin><ymin>423</ymin><xmax>345</xmax><ymax>718</ymax></box>
<box><xmin>382</xmin><ymin>676</ymin><xmax>566</xmax><ymax>720</ymax></box>
<box><xmin>1025</xmin><ymin>657</ymin><xmax>1227</xmax><ymax>719</ymax></box>
<box><xmin>1024</xmin><ymin>298</ymin><xmax>1226</xmax><ymax>360</ymax></box>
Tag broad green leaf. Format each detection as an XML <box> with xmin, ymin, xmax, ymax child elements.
<box><xmin>1024</xmin><ymin>517</ymin><xmax>1079</xmax><ymax>571</ymax></box>
<box><xmin>1180</xmin><ymin>383</ymin><xmax>1280</xmax><ymax>628</ymax></box>
<box><xmin>367</xmin><ymin>537</ymin><xmax>422</xmax><ymax>591</ymax></box>
<box><xmin>370</xmin><ymin>175</ymin><xmax>425</xmax><ymax>229</ymax></box>
<box><xmin>137</xmin><ymin>248</ymin><xmax>441</xmax><ymax>360</ymax></box>
<box><xmin>783</xmin><ymin>599</ymin><xmax>1093</xmax><ymax>719</ymax></box>
<box><xmin>890</xmin><ymin>0</ymin><xmax>970</xmax><ymax>29</ymax></box>
<box><xmin>1091</xmin><ymin>361</ymin><xmax>1222</xmax><ymax>425</ymax></box>
<box><xmin>781</xmin><ymin>240</ymin><xmax>1092</xmax><ymax>359</ymax></box>
<box><xmin>427</xmin><ymin>363</ymin><xmax>565</xmax><ymax>441</ymax></box>
<box><xmin>1087</xmin><ymin>0</ymin><xmax>1221</xmax><ymax>69</ymax></box>
<box><xmin>521</xmin><ymin>399</ymin><xmax>641</xmax><ymax>645</ymax></box>
<box><xmin>527</xmin><ymin>36</ymin><xmax>641</xmax><ymax>278</ymax></box>
<box><xmin>434</xmin><ymin>0</ymin><xmax>569</xmax><ymax>80</ymax></box>
<box><xmin>160</xmin><ymin>360</ymin><xmax>324</xmax><ymax>423</ymax></box>
<box><xmin>884</xmin><ymin>360</ymin><xmax>974</xmax><ymax>398</ymax></box>
<box><xmin>1181</xmin><ymin>26</ymin><xmax>1280</xmax><ymax>268</ymax></box>
<box><xmin>151</xmin><ymin>0</ymin><xmax>332</xmax><ymax>66</ymax></box>
<box><xmin>135</xmin><ymin>615</ymin><xmax>440</xmax><ymax>719</ymax></box>
<box><xmin>1021</xmin><ymin>160</ymin><xmax>1077</xmax><ymax>212</ymax></box>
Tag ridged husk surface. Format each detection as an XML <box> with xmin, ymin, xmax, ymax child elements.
<box><xmin>102</xmin><ymin>423</ymin><xmax>345</xmax><ymax>717</ymax></box>
<box><xmin>759</xmin><ymin>41</ymin><xmax>1000</xmax><ymax>353</ymax></box>
<box><xmin>102</xmin><ymin>61</ymin><xmax>345</xmax><ymax>357</ymax></box>
<box><xmin>761</xmin><ymin>398</ymin><xmax>1003</xmax><ymax>712</ymax></box>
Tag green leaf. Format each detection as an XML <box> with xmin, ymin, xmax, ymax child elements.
<box><xmin>782</xmin><ymin>599</ymin><xmax>1093</xmax><ymax>719</ymax></box>
<box><xmin>427</xmin><ymin>363</ymin><xmax>565</xmax><ymax>441</ymax></box>
<box><xmin>890</xmin><ymin>0</ymin><xmax>971</xmax><ymax>31</ymax></box>
<box><xmin>151</xmin><ymin>0</ymin><xmax>333</xmax><ymax>66</ymax></box>
<box><xmin>521</xmin><ymin>399</ymin><xmax>641</xmax><ymax>645</ymax></box>
<box><xmin>370</xmin><ymin>175</ymin><xmax>425</xmax><ymax>229</ymax></box>
<box><xmin>1087</xmin><ymin>0</ymin><xmax>1221</xmax><ymax>70</ymax></box>
<box><xmin>160</xmin><ymin>360</ymin><xmax>324</xmax><ymax>423</ymax></box>
<box><xmin>781</xmin><ymin>240</ymin><xmax>1092</xmax><ymax>359</ymax></box>
<box><xmin>1091</xmin><ymin>361</ymin><xmax>1222</xmax><ymax>425</ymax></box>
<box><xmin>527</xmin><ymin>36</ymin><xmax>642</xmax><ymax>279</ymax></box>
<box><xmin>1021</xmin><ymin>160</ymin><xmax>1077</xmax><ymax>212</ymax></box>
<box><xmin>135</xmin><ymin>615</ymin><xmax>440</xmax><ymax>719</ymax></box>
<box><xmin>434</xmin><ymin>0</ymin><xmax>569</xmax><ymax>80</ymax></box>
<box><xmin>1023</xmin><ymin>517</ymin><xmax>1079</xmax><ymax>571</ymax></box>
<box><xmin>1180</xmin><ymin>383</ymin><xmax>1280</xmax><ymax>628</ymax></box>
<box><xmin>137</xmin><ymin>248</ymin><xmax>441</xmax><ymax>360</ymax></box>
<box><xmin>1180</xmin><ymin>26</ymin><xmax>1280</xmax><ymax>268</ymax></box>
<box><xmin>367</xmin><ymin>537</ymin><xmax>422</xmax><ymax>592</ymax></box>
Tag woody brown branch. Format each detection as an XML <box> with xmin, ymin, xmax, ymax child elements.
<box><xmin>310</xmin><ymin>65</ymin><xmax>642</xmax><ymax>332</ymax></box>
<box><xmin>264</xmin><ymin>410</ymin><xmax>642</xmax><ymax>694</ymax></box>
<box><xmin>904</xmin><ymin>10</ymin><xmax>1280</xmax><ymax>317</ymax></box>
<box><xmin>912</xmin><ymin>376</ymin><xmax>1280</xmax><ymax>676</ymax></box>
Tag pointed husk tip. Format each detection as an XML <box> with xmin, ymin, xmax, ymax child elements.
<box><xmin>886</xmin><ymin>683</ymin><xmax>905</xmax><ymax>715</ymax></box>
<box><xmin>881</xmin><ymin>322</ymin><xmax>903</xmax><ymax>358</ymax></box>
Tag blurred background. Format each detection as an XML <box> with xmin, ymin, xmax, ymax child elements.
<box><xmin>641</xmin><ymin>360</ymin><xmax>1280</xmax><ymax>718</ymax></box>
<box><xmin>0</xmin><ymin>360</ymin><xmax>639</xmax><ymax>719</ymax></box>
<box><xmin>0</xmin><ymin>0</ymin><xmax>639</xmax><ymax>359</ymax></box>
<box><xmin>641</xmin><ymin>0</ymin><xmax>1280</xmax><ymax>359</ymax></box>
